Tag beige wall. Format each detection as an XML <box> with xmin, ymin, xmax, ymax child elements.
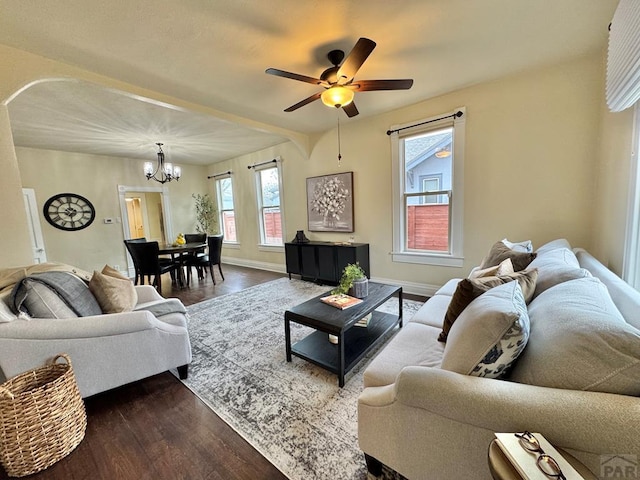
<box><xmin>215</xmin><ymin>53</ymin><xmax>612</xmax><ymax>290</ymax></box>
<box><xmin>16</xmin><ymin>147</ymin><xmax>210</xmax><ymax>273</ymax></box>
<box><xmin>0</xmin><ymin>106</ymin><xmax>32</xmax><ymax>267</ymax></box>
<box><xmin>592</xmin><ymin>104</ymin><xmax>635</xmax><ymax>276</ymax></box>
<box><xmin>1</xmin><ymin>42</ymin><xmax>638</xmax><ymax>292</ymax></box>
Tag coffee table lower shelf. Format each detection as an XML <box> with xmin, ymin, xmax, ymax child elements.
<box><xmin>290</xmin><ymin>311</ymin><xmax>399</xmax><ymax>386</ymax></box>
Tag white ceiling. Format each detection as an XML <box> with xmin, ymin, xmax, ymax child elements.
<box><xmin>0</xmin><ymin>0</ymin><xmax>619</xmax><ymax>164</ymax></box>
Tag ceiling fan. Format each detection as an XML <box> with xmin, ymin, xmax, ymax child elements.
<box><xmin>265</xmin><ymin>38</ymin><xmax>413</xmax><ymax>118</ymax></box>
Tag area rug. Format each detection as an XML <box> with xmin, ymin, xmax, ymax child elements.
<box><xmin>179</xmin><ymin>277</ymin><xmax>423</xmax><ymax>480</ymax></box>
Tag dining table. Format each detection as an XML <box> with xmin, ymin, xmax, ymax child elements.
<box><xmin>158</xmin><ymin>241</ymin><xmax>207</xmax><ymax>288</ymax></box>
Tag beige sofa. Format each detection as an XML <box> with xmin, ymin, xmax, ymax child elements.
<box><xmin>0</xmin><ymin>265</ymin><xmax>191</xmax><ymax>398</ymax></box>
<box><xmin>358</xmin><ymin>239</ymin><xmax>640</xmax><ymax>479</ymax></box>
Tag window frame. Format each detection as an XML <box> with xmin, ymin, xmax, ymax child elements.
<box><xmin>390</xmin><ymin>107</ymin><xmax>466</xmax><ymax>267</ymax></box>
<box><xmin>215</xmin><ymin>174</ymin><xmax>238</xmax><ymax>245</ymax></box>
<box><xmin>254</xmin><ymin>159</ymin><xmax>285</xmax><ymax>251</ymax></box>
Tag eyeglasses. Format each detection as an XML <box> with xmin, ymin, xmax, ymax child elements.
<box><xmin>515</xmin><ymin>431</ymin><xmax>567</xmax><ymax>480</ymax></box>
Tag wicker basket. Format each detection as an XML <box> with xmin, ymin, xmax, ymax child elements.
<box><xmin>0</xmin><ymin>353</ymin><xmax>87</xmax><ymax>477</ymax></box>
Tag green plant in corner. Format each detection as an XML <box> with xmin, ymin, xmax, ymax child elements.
<box><xmin>192</xmin><ymin>193</ymin><xmax>218</xmax><ymax>235</ymax></box>
<box><xmin>332</xmin><ymin>262</ymin><xmax>367</xmax><ymax>295</ymax></box>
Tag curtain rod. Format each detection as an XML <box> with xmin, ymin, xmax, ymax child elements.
<box><xmin>247</xmin><ymin>158</ymin><xmax>278</xmax><ymax>170</ymax></box>
<box><xmin>386</xmin><ymin>111</ymin><xmax>464</xmax><ymax>136</ymax></box>
<box><xmin>207</xmin><ymin>170</ymin><xmax>232</xmax><ymax>180</ymax></box>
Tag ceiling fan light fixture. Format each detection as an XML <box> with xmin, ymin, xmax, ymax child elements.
<box><xmin>321</xmin><ymin>86</ymin><xmax>354</xmax><ymax>108</ymax></box>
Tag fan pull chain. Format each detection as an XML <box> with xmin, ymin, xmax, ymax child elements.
<box><xmin>337</xmin><ymin>108</ymin><xmax>342</xmax><ymax>166</ymax></box>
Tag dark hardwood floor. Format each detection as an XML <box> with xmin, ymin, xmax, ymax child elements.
<box><xmin>0</xmin><ymin>264</ymin><xmax>426</xmax><ymax>480</ymax></box>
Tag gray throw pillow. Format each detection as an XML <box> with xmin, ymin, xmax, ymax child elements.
<box><xmin>11</xmin><ymin>271</ymin><xmax>102</xmax><ymax>318</ymax></box>
<box><xmin>508</xmin><ymin>277</ymin><xmax>640</xmax><ymax>395</ymax></box>
<box><xmin>480</xmin><ymin>241</ymin><xmax>537</xmax><ymax>272</ymax></box>
<box><xmin>440</xmin><ymin>281</ymin><xmax>530</xmax><ymax>379</ymax></box>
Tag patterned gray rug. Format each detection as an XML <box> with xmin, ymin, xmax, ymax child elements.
<box><xmin>179</xmin><ymin>277</ymin><xmax>423</xmax><ymax>480</ymax></box>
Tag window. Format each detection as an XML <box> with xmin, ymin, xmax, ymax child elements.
<box><xmin>215</xmin><ymin>175</ymin><xmax>237</xmax><ymax>242</ymax></box>
<box><xmin>255</xmin><ymin>162</ymin><xmax>284</xmax><ymax>247</ymax></box>
<box><xmin>390</xmin><ymin>108</ymin><xmax>465</xmax><ymax>267</ymax></box>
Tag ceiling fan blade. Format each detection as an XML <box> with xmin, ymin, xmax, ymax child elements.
<box><xmin>265</xmin><ymin>68</ymin><xmax>324</xmax><ymax>85</ymax></box>
<box><xmin>351</xmin><ymin>79</ymin><xmax>414</xmax><ymax>91</ymax></box>
<box><xmin>336</xmin><ymin>38</ymin><xmax>376</xmax><ymax>82</ymax></box>
<box><xmin>343</xmin><ymin>101</ymin><xmax>359</xmax><ymax>118</ymax></box>
<box><xmin>284</xmin><ymin>91</ymin><xmax>323</xmax><ymax>112</ymax></box>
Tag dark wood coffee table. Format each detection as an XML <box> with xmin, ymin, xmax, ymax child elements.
<box><xmin>284</xmin><ymin>282</ymin><xmax>402</xmax><ymax>387</ymax></box>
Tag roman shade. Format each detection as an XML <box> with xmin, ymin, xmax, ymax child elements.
<box><xmin>607</xmin><ymin>0</ymin><xmax>640</xmax><ymax>112</ymax></box>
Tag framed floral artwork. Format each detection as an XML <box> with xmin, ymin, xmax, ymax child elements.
<box><xmin>306</xmin><ymin>172</ymin><xmax>354</xmax><ymax>232</ymax></box>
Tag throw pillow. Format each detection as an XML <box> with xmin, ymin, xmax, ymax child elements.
<box><xmin>438</xmin><ymin>269</ymin><xmax>538</xmax><ymax>342</ymax></box>
<box><xmin>0</xmin><ymin>292</ymin><xmax>16</xmax><ymax>322</ymax></box>
<box><xmin>89</xmin><ymin>268</ymin><xmax>137</xmax><ymax>314</ymax></box>
<box><xmin>440</xmin><ymin>281</ymin><xmax>530</xmax><ymax>379</ymax></box>
<box><xmin>101</xmin><ymin>264</ymin><xmax>129</xmax><ymax>281</ymax></box>
<box><xmin>468</xmin><ymin>258</ymin><xmax>515</xmax><ymax>279</ymax></box>
<box><xmin>11</xmin><ymin>271</ymin><xmax>101</xmax><ymax>318</ymax></box>
<box><xmin>480</xmin><ymin>241</ymin><xmax>537</xmax><ymax>272</ymax></box>
<box><xmin>509</xmin><ymin>277</ymin><xmax>640</xmax><ymax>396</ymax></box>
<box><xmin>501</xmin><ymin>238</ymin><xmax>533</xmax><ymax>253</ymax></box>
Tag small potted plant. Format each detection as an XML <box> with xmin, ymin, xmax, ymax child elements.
<box><xmin>333</xmin><ymin>262</ymin><xmax>368</xmax><ymax>298</ymax></box>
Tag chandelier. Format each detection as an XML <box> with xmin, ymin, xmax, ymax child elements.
<box><xmin>144</xmin><ymin>143</ymin><xmax>181</xmax><ymax>184</ymax></box>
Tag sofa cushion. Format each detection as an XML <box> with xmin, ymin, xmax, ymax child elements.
<box><xmin>527</xmin><ymin>247</ymin><xmax>587</xmax><ymax>298</ymax></box>
<box><xmin>363</xmin><ymin>323</ymin><xmax>444</xmax><ymax>388</ymax></box>
<box><xmin>440</xmin><ymin>281</ymin><xmax>530</xmax><ymax>379</ymax></box>
<box><xmin>438</xmin><ymin>269</ymin><xmax>538</xmax><ymax>342</ymax></box>
<box><xmin>535</xmin><ymin>238</ymin><xmax>572</xmax><ymax>254</ymax></box>
<box><xmin>14</xmin><ymin>279</ymin><xmax>79</xmax><ymax>318</ymax></box>
<box><xmin>508</xmin><ymin>277</ymin><xmax>640</xmax><ymax>396</ymax></box>
<box><xmin>480</xmin><ymin>241</ymin><xmax>537</xmax><ymax>272</ymax></box>
<box><xmin>89</xmin><ymin>266</ymin><xmax>137</xmax><ymax>314</ymax></box>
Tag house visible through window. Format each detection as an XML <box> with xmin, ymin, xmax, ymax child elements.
<box><xmin>215</xmin><ymin>175</ymin><xmax>237</xmax><ymax>242</ymax></box>
<box><xmin>390</xmin><ymin>108</ymin><xmax>465</xmax><ymax>267</ymax></box>
<box><xmin>405</xmin><ymin>129</ymin><xmax>452</xmax><ymax>252</ymax></box>
<box><xmin>255</xmin><ymin>164</ymin><xmax>284</xmax><ymax>246</ymax></box>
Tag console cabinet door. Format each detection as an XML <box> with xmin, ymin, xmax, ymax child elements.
<box><xmin>285</xmin><ymin>244</ymin><xmax>300</xmax><ymax>275</ymax></box>
<box><xmin>316</xmin><ymin>245</ymin><xmax>336</xmax><ymax>282</ymax></box>
<box><xmin>300</xmin><ymin>245</ymin><xmax>317</xmax><ymax>280</ymax></box>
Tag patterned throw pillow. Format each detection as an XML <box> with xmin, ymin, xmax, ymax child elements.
<box><xmin>440</xmin><ymin>281</ymin><xmax>530</xmax><ymax>379</ymax></box>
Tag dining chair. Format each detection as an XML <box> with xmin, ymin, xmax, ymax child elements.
<box><xmin>183</xmin><ymin>233</ymin><xmax>207</xmax><ymax>279</ymax></box>
<box><xmin>123</xmin><ymin>239</ymin><xmax>179</xmax><ymax>291</ymax></box>
<box><xmin>185</xmin><ymin>234</ymin><xmax>225</xmax><ymax>285</ymax></box>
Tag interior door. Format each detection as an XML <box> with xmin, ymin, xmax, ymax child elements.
<box><xmin>22</xmin><ymin>188</ymin><xmax>47</xmax><ymax>263</ymax></box>
<box><xmin>126</xmin><ymin>197</ymin><xmax>146</xmax><ymax>239</ymax></box>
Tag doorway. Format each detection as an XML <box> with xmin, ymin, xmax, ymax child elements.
<box><xmin>118</xmin><ymin>185</ymin><xmax>173</xmax><ymax>277</ymax></box>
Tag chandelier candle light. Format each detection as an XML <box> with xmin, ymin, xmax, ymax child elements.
<box><xmin>144</xmin><ymin>143</ymin><xmax>181</xmax><ymax>184</ymax></box>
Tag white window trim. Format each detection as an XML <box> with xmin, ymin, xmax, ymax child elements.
<box><xmin>623</xmin><ymin>103</ymin><xmax>640</xmax><ymax>288</ymax></box>
<box><xmin>254</xmin><ymin>158</ymin><xmax>285</xmax><ymax>250</ymax></box>
<box><xmin>216</xmin><ymin>173</ymin><xmax>239</xmax><ymax>245</ymax></box>
<box><xmin>390</xmin><ymin>107</ymin><xmax>466</xmax><ymax>267</ymax></box>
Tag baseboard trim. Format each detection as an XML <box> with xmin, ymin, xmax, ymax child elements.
<box><xmin>221</xmin><ymin>256</ymin><xmax>441</xmax><ymax>298</ymax></box>
<box><xmin>369</xmin><ymin>275</ymin><xmax>441</xmax><ymax>298</ymax></box>
<box><xmin>221</xmin><ymin>256</ymin><xmax>287</xmax><ymax>274</ymax></box>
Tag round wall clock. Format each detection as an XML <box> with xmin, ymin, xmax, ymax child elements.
<box><xmin>43</xmin><ymin>193</ymin><xmax>96</xmax><ymax>231</ymax></box>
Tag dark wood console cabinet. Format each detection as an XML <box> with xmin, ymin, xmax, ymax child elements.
<box><xmin>285</xmin><ymin>242</ymin><xmax>370</xmax><ymax>284</ymax></box>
